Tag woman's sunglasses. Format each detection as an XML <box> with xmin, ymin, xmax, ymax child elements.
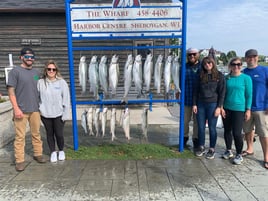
<box><xmin>46</xmin><ymin>68</ymin><xmax>57</xmax><ymax>72</ymax></box>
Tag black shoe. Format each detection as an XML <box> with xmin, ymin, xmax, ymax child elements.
<box><xmin>195</xmin><ymin>146</ymin><xmax>205</xmax><ymax>157</ymax></box>
<box><xmin>192</xmin><ymin>138</ymin><xmax>199</xmax><ymax>148</ymax></box>
<box><xmin>205</xmin><ymin>149</ymin><xmax>215</xmax><ymax>159</ymax></box>
<box><xmin>184</xmin><ymin>137</ymin><xmax>189</xmax><ymax>146</ymax></box>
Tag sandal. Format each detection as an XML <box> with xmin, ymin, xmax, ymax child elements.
<box><xmin>264</xmin><ymin>161</ymin><xmax>268</xmax><ymax>169</ymax></box>
<box><xmin>241</xmin><ymin>151</ymin><xmax>254</xmax><ymax>157</ymax></box>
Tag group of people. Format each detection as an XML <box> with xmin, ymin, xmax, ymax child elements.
<box><xmin>7</xmin><ymin>47</ymin><xmax>70</xmax><ymax>171</ymax></box>
<box><xmin>6</xmin><ymin>46</ymin><xmax>268</xmax><ymax>171</ymax></box>
<box><xmin>182</xmin><ymin>48</ymin><xmax>268</xmax><ymax>169</ymax></box>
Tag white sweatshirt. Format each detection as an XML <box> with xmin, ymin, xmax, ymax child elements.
<box><xmin>37</xmin><ymin>77</ymin><xmax>70</xmax><ymax>121</ymax></box>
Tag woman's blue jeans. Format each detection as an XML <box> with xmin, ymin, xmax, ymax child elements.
<box><xmin>196</xmin><ymin>102</ymin><xmax>218</xmax><ymax>149</ymax></box>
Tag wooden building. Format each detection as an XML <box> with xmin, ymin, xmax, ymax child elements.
<box><xmin>0</xmin><ymin>0</ymin><xmax>176</xmax><ymax>101</ymax></box>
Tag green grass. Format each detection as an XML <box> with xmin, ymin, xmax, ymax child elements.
<box><xmin>66</xmin><ymin>144</ymin><xmax>195</xmax><ymax>160</ymax></box>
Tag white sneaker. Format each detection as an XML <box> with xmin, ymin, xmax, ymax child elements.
<box><xmin>58</xmin><ymin>151</ymin><xmax>65</xmax><ymax>161</ymax></box>
<box><xmin>50</xmin><ymin>151</ymin><xmax>57</xmax><ymax>163</ymax></box>
<box><xmin>233</xmin><ymin>154</ymin><xmax>243</xmax><ymax>165</ymax></box>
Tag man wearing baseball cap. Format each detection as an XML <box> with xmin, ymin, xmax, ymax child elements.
<box><xmin>7</xmin><ymin>47</ymin><xmax>46</xmax><ymax>171</ymax></box>
<box><xmin>179</xmin><ymin>48</ymin><xmax>200</xmax><ymax>152</ymax></box>
<box><xmin>242</xmin><ymin>49</ymin><xmax>268</xmax><ymax>169</ymax></box>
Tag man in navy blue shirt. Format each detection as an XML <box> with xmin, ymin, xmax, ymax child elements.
<box><xmin>181</xmin><ymin>48</ymin><xmax>201</xmax><ymax>151</ymax></box>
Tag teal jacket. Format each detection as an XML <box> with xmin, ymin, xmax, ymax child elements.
<box><xmin>223</xmin><ymin>73</ymin><xmax>252</xmax><ymax>112</ymax></box>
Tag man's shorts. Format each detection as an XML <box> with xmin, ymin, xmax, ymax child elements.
<box><xmin>243</xmin><ymin>111</ymin><xmax>268</xmax><ymax>137</ymax></box>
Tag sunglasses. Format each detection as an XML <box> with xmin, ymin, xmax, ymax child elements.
<box><xmin>230</xmin><ymin>63</ymin><xmax>242</xmax><ymax>67</ymax></box>
<box><xmin>204</xmin><ymin>61</ymin><xmax>212</xmax><ymax>65</ymax></box>
<box><xmin>46</xmin><ymin>68</ymin><xmax>57</xmax><ymax>72</ymax></box>
<box><xmin>187</xmin><ymin>53</ymin><xmax>197</xmax><ymax>57</ymax></box>
<box><xmin>23</xmin><ymin>55</ymin><xmax>35</xmax><ymax>59</ymax></box>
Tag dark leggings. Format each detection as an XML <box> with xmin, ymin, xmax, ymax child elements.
<box><xmin>41</xmin><ymin>116</ymin><xmax>65</xmax><ymax>153</ymax></box>
<box><xmin>222</xmin><ymin>109</ymin><xmax>244</xmax><ymax>155</ymax></box>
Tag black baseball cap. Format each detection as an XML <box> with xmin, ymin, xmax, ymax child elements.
<box><xmin>20</xmin><ymin>47</ymin><xmax>35</xmax><ymax>56</ymax></box>
<box><xmin>245</xmin><ymin>49</ymin><xmax>258</xmax><ymax>57</ymax></box>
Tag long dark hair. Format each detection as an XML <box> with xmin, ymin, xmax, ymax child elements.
<box><xmin>200</xmin><ymin>56</ymin><xmax>220</xmax><ymax>83</ymax></box>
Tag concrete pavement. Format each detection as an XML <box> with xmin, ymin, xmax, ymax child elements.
<box><xmin>0</xmin><ymin>105</ymin><xmax>268</xmax><ymax>201</ymax></box>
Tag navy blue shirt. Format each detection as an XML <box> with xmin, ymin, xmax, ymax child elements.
<box><xmin>184</xmin><ymin>62</ymin><xmax>200</xmax><ymax>106</ymax></box>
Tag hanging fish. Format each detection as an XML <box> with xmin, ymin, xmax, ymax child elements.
<box><xmin>110</xmin><ymin>108</ymin><xmax>117</xmax><ymax>141</ymax></box>
<box><xmin>133</xmin><ymin>54</ymin><xmax>143</xmax><ymax>98</ymax></box>
<box><xmin>99</xmin><ymin>55</ymin><xmax>108</xmax><ymax>97</ymax></box>
<box><xmin>94</xmin><ymin>108</ymin><xmax>100</xmax><ymax>137</ymax></box>
<box><xmin>164</xmin><ymin>55</ymin><xmax>173</xmax><ymax>94</ymax></box>
<box><xmin>143</xmin><ymin>53</ymin><xmax>153</xmax><ymax>93</ymax></box>
<box><xmin>141</xmin><ymin>108</ymin><xmax>148</xmax><ymax>139</ymax></box>
<box><xmin>88</xmin><ymin>55</ymin><xmax>99</xmax><ymax>99</ymax></box>
<box><xmin>81</xmin><ymin>109</ymin><xmax>88</xmax><ymax>135</ymax></box>
<box><xmin>172</xmin><ymin>56</ymin><xmax>181</xmax><ymax>93</ymax></box>
<box><xmin>87</xmin><ymin>107</ymin><xmax>94</xmax><ymax>136</ymax></box>
<box><xmin>78</xmin><ymin>56</ymin><xmax>88</xmax><ymax>94</ymax></box>
<box><xmin>121</xmin><ymin>54</ymin><xmax>133</xmax><ymax>103</ymax></box>
<box><xmin>109</xmin><ymin>54</ymin><xmax>119</xmax><ymax>97</ymax></box>
<box><xmin>154</xmin><ymin>54</ymin><xmax>163</xmax><ymax>94</ymax></box>
<box><xmin>101</xmin><ymin>107</ymin><xmax>108</xmax><ymax>137</ymax></box>
<box><xmin>122</xmin><ymin>108</ymin><xmax>130</xmax><ymax>140</ymax></box>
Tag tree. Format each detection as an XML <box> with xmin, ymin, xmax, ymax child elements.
<box><xmin>219</xmin><ymin>53</ymin><xmax>228</xmax><ymax>66</ymax></box>
<box><xmin>226</xmin><ymin>50</ymin><xmax>237</xmax><ymax>60</ymax></box>
<box><xmin>169</xmin><ymin>38</ymin><xmax>181</xmax><ymax>56</ymax></box>
<box><xmin>258</xmin><ymin>55</ymin><xmax>265</xmax><ymax>62</ymax></box>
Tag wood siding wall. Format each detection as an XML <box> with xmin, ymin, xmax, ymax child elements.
<box><xmin>0</xmin><ymin>13</ymin><xmax>68</xmax><ymax>96</ymax></box>
<box><xmin>0</xmin><ymin>13</ymin><xmax>172</xmax><ymax>102</ymax></box>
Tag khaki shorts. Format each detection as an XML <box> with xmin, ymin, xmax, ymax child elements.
<box><xmin>243</xmin><ymin>111</ymin><xmax>268</xmax><ymax>137</ymax></box>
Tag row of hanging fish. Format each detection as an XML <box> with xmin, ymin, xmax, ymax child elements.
<box><xmin>80</xmin><ymin>107</ymin><xmax>149</xmax><ymax>141</ymax></box>
<box><xmin>78</xmin><ymin>54</ymin><xmax>181</xmax><ymax>101</ymax></box>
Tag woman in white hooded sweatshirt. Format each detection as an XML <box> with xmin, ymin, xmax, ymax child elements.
<box><xmin>37</xmin><ymin>60</ymin><xmax>70</xmax><ymax>163</ymax></box>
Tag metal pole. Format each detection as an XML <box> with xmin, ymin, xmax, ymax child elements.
<box><xmin>179</xmin><ymin>0</ymin><xmax>187</xmax><ymax>152</ymax></box>
<box><xmin>65</xmin><ymin>0</ymin><xmax>79</xmax><ymax>150</ymax></box>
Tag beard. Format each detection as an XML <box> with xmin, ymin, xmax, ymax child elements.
<box><xmin>22</xmin><ymin>59</ymin><xmax>33</xmax><ymax>69</ymax></box>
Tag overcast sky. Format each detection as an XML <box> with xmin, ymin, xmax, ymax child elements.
<box><xmin>176</xmin><ymin>0</ymin><xmax>268</xmax><ymax>56</ymax></box>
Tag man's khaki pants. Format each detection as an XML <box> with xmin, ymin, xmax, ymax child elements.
<box><xmin>13</xmin><ymin>112</ymin><xmax>43</xmax><ymax>163</ymax></box>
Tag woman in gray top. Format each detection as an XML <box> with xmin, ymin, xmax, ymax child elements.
<box><xmin>37</xmin><ymin>60</ymin><xmax>70</xmax><ymax>163</ymax></box>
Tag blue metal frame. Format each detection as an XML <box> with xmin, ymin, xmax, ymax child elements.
<box><xmin>65</xmin><ymin>0</ymin><xmax>187</xmax><ymax>152</ymax></box>
<box><xmin>180</xmin><ymin>0</ymin><xmax>187</xmax><ymax>152</ymax></box>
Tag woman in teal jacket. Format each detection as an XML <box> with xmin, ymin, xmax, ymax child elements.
<box><xmin>221</xmin><ymin>57</ymin><xmax>252</xmax><ymax>165</ymax></box>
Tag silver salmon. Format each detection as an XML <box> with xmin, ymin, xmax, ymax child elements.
<box><xmin>110</xmin><ymin>108</ymin><xmax>117</xmax><ymax>141</ymax></box>
<box><xmin>87</xmin><ymin>107</ymin><xmax>94</xmax><ymax>136</ymax></box>
<box><xmin>101</xmin><ymin>107</ymin><xmax>108</xmax><ymax>137</ymax></box>
<box><xmin>99</xmin><ymin>55</ymin><xmax>108</xmax><ymax>97</ymax></box>
<box><xmin>122</xmin><ymin>54</ymin><xmax>133</xmax><ymax>103</ymax></box>
<box><xmin>164</xmin><ymin>55</ymin><xmax>173</xmax><ymax>94</ymax></box>
<box><xmin>78</xmin><ymin>56</ymin><xmax>87</xmax><ymax>94</ymax></box>
<box><xmin>81</xmin><ymin>109</ymin><xmax>88</xmax><ymax>135</ymax></box>
<box><xmin>154</xmin><ymin>54</ymin><xmax>163</xmax><ymax>94</ymax></box>
<box><xmin>172</xmin><ymin>56</ymin><xmax>181</xmax><ymax>93</ymax></box>
<box><xmin>122</xmin><ymin>108</ymin><xmax>130</xmax><ymax>140</ymax></box>
<box><xmin>133</xmin><ymin>54</ymin><xmax>143</xmax><ymax>98</ymax></box>
<box><xmin>94</xmin><ymin>108</ymin><xmax>100</xmax><ymax>137</ymax></box>
<box><xmin>143</xmin><ymin>53</ymin><xmax>153</xmax><ymax>93</ymax></box>
<box><xmin>109</xmin><ymin>55</ymin><xmax>119</xmax><ymax>97</ymax></box>
<box><xmin>88</xmin><ymin>55</ymin><xmax>99</xmax><ymax>99</ymax></box>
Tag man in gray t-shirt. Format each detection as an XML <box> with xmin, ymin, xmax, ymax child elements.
<box><xmin>7</xmin><ymin>47</ymin><xmax>46</xmax><ymax>172</ymax></box>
